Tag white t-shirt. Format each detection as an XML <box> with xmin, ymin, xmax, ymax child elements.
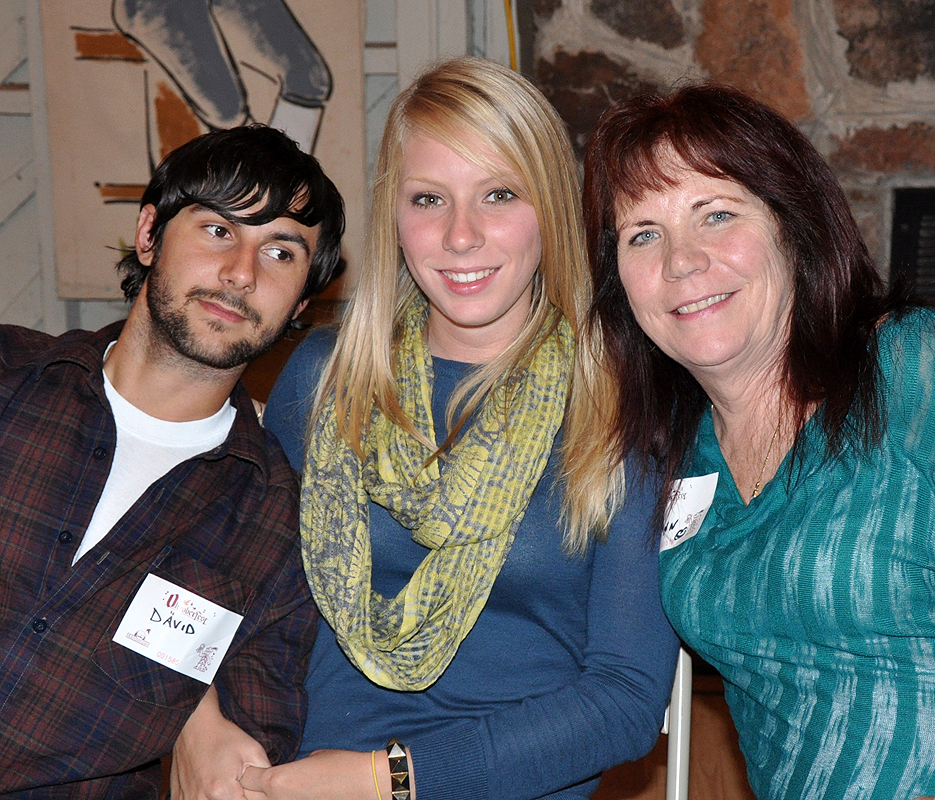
<box><xmin>73</xmin><ymin>354</ymin><xmax>236</xmax><ymax>564</ymax></box>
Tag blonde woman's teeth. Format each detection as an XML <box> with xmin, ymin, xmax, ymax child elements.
<box><xmin>676</xmin><ymin>293</ymin><xmax>731</xmax><ymax>314</ymax></box>
<box><xmin>444</xmin><ymin>269</ymin><xmax>495</xmax><ymax>284</ymax></box>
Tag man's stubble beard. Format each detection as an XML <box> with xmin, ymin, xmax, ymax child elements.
<box><xmin>145</xmin><ymin>260</ymin><xmax>296</xmax><ymax>371</ymax></box>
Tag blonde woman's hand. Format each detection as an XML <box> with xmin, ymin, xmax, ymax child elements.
<box><xmin>241</xmin><ymin>749</ymin><xmax>392</xmax><ymax>800</ymax></box>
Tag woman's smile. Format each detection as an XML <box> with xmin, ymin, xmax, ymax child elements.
<box><xmin>674</xmin><ymin>292</ymin><xmax>734</xmax><ymax>315</ymax></box>
<box><xmin>440</xmin><ymin>267</ymin><xmax>498</xmax><ymax>285</ymax></box>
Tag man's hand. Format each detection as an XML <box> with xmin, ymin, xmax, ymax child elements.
<box><xmin>171</xmin><ymin>685</ymin><xmax>271</xmax><ymax>800</ymax></box>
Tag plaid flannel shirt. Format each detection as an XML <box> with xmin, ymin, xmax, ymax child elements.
<box><xmin>0</xmin><ymin>322</ymin><xmax>317</xmax><ymax>798</ymax></box>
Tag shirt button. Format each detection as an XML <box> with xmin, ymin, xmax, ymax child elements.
<box><xmin>58</xmin><ymin>531</ymin><xmax>73</xmax><ymax>544</ymax></box>
<box><xmin>92</xmin><ymin>447</ymin><xmax>107</xmax><ymax>459</ymax></box>
<box><xmin>32</xmin><ymin>618</ymin><xmax>48</xmax><ymax>633</ymax></box>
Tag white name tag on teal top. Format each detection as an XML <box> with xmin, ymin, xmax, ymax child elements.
<box><xmin>661</xmin><ymin>473</ymin><xmax>718</xmax><ymax>552</ymax></box>
<box><xmin>113</xmin><ymin>573</ymin><xmax>243</xmax><ymax>684</ymax></box>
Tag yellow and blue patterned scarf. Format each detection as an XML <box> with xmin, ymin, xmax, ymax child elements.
<box><xmin>301</xmin><ymin>298</ymin><xmax>573</xmax><ymax>690</ymax></box>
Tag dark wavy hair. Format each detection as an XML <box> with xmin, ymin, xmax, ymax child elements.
<box><xmin>583</xmin><ymin>82</ymin><xmax>893</xmax><ymax>521</ymax></box>
<box><xmin>117</xmin><ymin>124</ymin><xmax>345</xmax><ymax>303</ymax></box>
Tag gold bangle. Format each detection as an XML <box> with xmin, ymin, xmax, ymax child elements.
<box><xmin>371</xmin><ymin>749</ymin><xmax>384</xmax><ymax>800</ymax></box>
<box><xmin>385</xmin><ymin>738</ymin><xmax>410</xmax><ymax>800</ymax></box>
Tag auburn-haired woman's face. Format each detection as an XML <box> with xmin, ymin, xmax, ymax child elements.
<box><xmin>614</xmin><ymin>157</ymin><xmax>793</xmax><ymax>390</ymax></box>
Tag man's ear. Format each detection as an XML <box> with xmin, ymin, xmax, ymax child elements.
<box><xmin>292</xmin><ymin>298</ymin><xmax>310</xmax><ymax>320</ymax></box>
<box><xmin>135</xmin><ymin>204</ymin><xmax>158</xmax><ymax>266</ymax></box>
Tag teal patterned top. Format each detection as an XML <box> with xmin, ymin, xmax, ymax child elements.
<box><xmin>660</xmin><ymin>308</ymin><xmax>935</xmax><ymax>800</ymax></box>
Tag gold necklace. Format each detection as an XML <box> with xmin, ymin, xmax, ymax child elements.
<box><xmin>750</xmin><ymin>421</ymin><xmax>781</xmax><ymax>501</ymax></box>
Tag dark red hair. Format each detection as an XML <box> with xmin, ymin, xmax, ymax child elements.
<box><xmin>583</xmin><ymin>83</ymin><xmax>891</xmax><ymax>522</ymax></box>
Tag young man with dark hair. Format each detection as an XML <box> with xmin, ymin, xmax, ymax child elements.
<box><xmin>0</xmin><ymin>125</ymin><xmax>343</xmax><ymax>798</ymax></box>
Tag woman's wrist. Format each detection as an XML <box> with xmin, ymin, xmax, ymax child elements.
<box><xmin>372</xmin><ymin>739</ymin><xmax>414</xmax><ymax>800</ymax></box>
<box><xmin>386</xmin><ymin>738</ymin><xmax>410</xmax><ymax>800</ymax></box>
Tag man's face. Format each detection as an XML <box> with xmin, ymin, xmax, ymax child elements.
<box><xmin>136</xmin><ymin>202</ymin><xmax>318</xmax><ymax>370</ymax></box>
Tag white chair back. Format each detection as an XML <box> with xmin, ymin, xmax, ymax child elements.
<box><xmin>662</xmin><ymin>647</ymin><xmax>692</xmax><ymax>800</ymax></box>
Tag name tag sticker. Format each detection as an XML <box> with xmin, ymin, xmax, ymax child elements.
<box><xmin>113</xmin><ymin>573</ymin><xmax>243</xmax><ymax>684</ymax></box>
<box><xmin>661</xmin><ymin>472</ymin><xmax>718</xmax><ymax>552</ymax></box>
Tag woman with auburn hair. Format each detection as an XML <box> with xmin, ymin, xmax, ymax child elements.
<box><xmin>232</xmin><ymin>57</ymin><xmax>678</xmax><ymax>800</ymax></box>
<box><xmin>584</xmin><ymin>82</ymin><xmax>935</xmax><ymax>799</ymax></box>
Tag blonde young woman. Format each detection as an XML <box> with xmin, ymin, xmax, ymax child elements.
<box><xmin>224</xmin><ymin>58</ymin><xmax>679</xmax><ymax>800</ymax></box>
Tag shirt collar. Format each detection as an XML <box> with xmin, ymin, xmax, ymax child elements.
<box><xmin>32</xmin><ymin>320</ymin><xmax>273</xmax><ymax>482</ymax></box>
<box><xmin>32</xmin><ymin>320</ymin><xmax>125</xmax><ymax>378</ymax></box>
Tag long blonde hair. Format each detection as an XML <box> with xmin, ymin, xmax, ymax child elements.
<box><xmin>314</xmin><ymin>56</ymin><xmax>624</xmax><ymax>551</ymax></box>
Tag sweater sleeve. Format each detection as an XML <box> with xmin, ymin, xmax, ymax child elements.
<box><xmin>407</xmin><ymin>468</ymin><xmax>681</xmax><ymax>800</ymax></box>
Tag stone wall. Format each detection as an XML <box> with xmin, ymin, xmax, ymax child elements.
<box><xmin>519</xmin><ymin>0</ymin><xmax>935</xmax><ymax>273</ymax></box>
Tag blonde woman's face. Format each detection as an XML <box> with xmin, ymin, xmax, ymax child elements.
<box><xmin>396</xmin><ymin>133</ymin><xmax>541</xmax><ymax>363</ymax></box>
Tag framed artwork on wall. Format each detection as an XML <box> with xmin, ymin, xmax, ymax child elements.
<box><xmin>38</xmin><ymin>0</ymin><xmax>366</xmax><ymax>299</ymax></box>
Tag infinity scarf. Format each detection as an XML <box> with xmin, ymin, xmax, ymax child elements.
<box><xmin>300</xmin><ymin>299</ymin><xmax>573</xmax><ymax>690</ymax></box>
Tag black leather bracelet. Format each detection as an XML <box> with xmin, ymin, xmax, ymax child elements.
<box><xmin>385</xmin><ymin>737</ymin><xmax>411</xmax><ymax>800</ymax></box>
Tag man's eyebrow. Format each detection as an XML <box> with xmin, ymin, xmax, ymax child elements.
<box><xmin>191</xmin><ymin>204</ymin><xmax>227</xmax><ymax>217</ymax></box>
<box><xmin>270</xmin><ymin>230</ymin><xmax>312</xmax><ymax>258</ymax></box>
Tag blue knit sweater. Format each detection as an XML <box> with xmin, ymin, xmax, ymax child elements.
<box><xmin>265</xmin><ymin>328</ymin><xmax>678</xmax><ymax>800</ymax></box>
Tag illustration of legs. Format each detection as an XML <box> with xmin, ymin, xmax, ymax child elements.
<box><xmin>211</xmin><ymin>0</ymin><xmax>332</xmax><ymax>152</ymax></box>
<box><xmin>112</xmin><ymin>0</ymin><xmax>249</xmax><ymax>130</ymax></box>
